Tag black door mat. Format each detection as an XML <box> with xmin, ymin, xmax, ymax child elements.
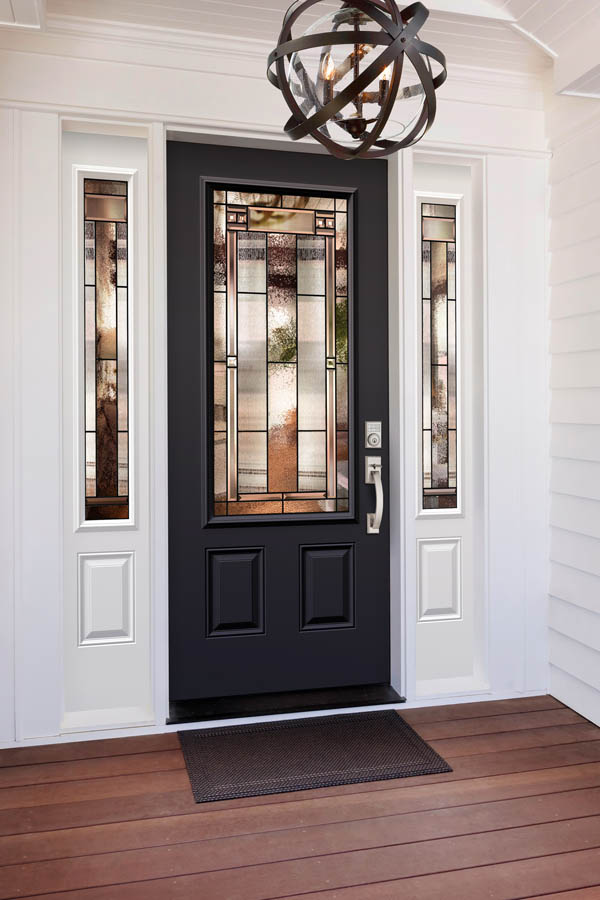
<box><xmin>179</xmin><ymin>709</ymin><xmax>451</xmax><ymax>803</ymax></box>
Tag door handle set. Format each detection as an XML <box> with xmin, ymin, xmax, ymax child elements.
<box><xmin>365</xmin><ymin>456</ymin><xmax>384</xmax><ymax>534</ymax></box>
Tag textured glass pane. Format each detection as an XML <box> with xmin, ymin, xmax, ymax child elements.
<box><xmin>336</xmin><ymin>430</ymin><xmax>348</xmax><ymax>499</ymax></box>
<box><xmin>214</xmin><ymin>362</ymin><xmax>226</xmax><ymax>431</ymax></box>
<box><xmin>249</xmin><ymin>207</ymin><xmax>314</xmax><ymax>234</ymax></box>
<box><xmin>297</xmin><ymin>295</ymin><xmax>325</xmax><ymax>431</ymax></box>
<box><xmin>423</xmin><ymin>494</ymin><xmax>457</xmax><ymax>510</ymax></box>
<box><xmin>214</xmin><ymin>432</ymin><xmax>226</xmax><ymax>502</ymax></box>
<box><xmin>214</xmin><ymin>292</ymin><xmax>226</xmax><ymax>361</ymax></box>
<box><xmin>336</xmin><ymin>296</ymin><xmax>348</xmax><ymax>363</ymax></box>
<box><xmin>298</xmin><ymin>431</ymin><xmax>326</xmax><ymax>492</ymax></box>
<box><xmin>423</xmin><ymin>217</ymin><xmax>455</xmax><ymax>241</ymax></box>
<box><xmin>228</xmin><ymin>500</ymin><xmax>282</xmax><ymax>515</ymax></box>
<box><xmin>283</xmin><ymin>195</ymin><xmax>335</xmax><ymax>210</ymax></box>
<box><xmin>448</xmin><ymin>242</ymin><xmax>456</xmax><ymax>300</ymax></box>
<box><xmin>422</xmin><ymin>241</ymin><xmax>430</xmax><ymax>299</ymax></box>
<box><xmin>84</xmin><ymin>221</ymin><xmax>95</xmax><ymax>286</ymax></box>
<box><xmin>335</xmin><ymin>213</ymin><xmax>347</xmax><ymax>296</ymax></box>
<box><xmin>268</xmin><ymin>363</ymin><xmax>297</xmax><ymax>493</ymax></box>
<box><xmin>238</xmin><ymin>432</ymin><xmax>267</xmax><ymax>494</ymax></box>
<box><xmin>228</xmin><ymin>191</ymin><xmax>281</xmax><ymax>206</ymax></box>
<box><xmin>422</xmin><ymin>203</ymin><xmax>455</xmax><ymax>218</ymax></box>
<box><xmin>297</xmin><ymin>236</ymin><xmax>325</xmax><ymax>295</ymax></box>
<box><xmin>117</xmin><ymin>287</ymin><xmax>128</xmax><ymax>431</ymax></box>
<box><xmin>118</xmin><ymin>432</ymin><xmax>128</xmax><ymax>496</ymax></box>
<box><xmin>268</xmin><ymin>234</ymin><xmax>296</xmax><ymax>362</ymax></box>
<box><xmin>284</xmin><ymin>499</ymin><xmax>336</xmax><ymax>512</ymax></box>
<box><xmin>336</xmin><ymin>364</ymin><xmax>348</xmax><ymax>430</ymax></box>
<box><xmin>85</xmin><ymin>433</ymin><xmax>96</xmax><ymax>497</ymax></box>
<box><xmin>85</xmin><ymin>180</ymin><xmax>126</xmax><ymax>196</ymax></box>
<box><xmin>448</xmin><ymin>299</ymin><xmax>456</xmax><ymax>429</ymax></box>
<box><xmin>238</xmin><ymin>232</ymin><xmax>266</xmax><ymax>293</ymax></box>
<box><xmin>422</xmin><ymin>294</ymin><xmax>431</xmax><ymax>430</ymax></box>
<box><xmin>432</xmin><ymin>366</ymin><xmax>448</xmax><ymax>488</ymax></box>
<box><xmin>116</xmin><ymin>222</ymin><xmax>127</xmax><ymax>287</ymax></box>
<box><xmin>85</xmin><ymin>195</ymin><xmax>127</xmax><ymax>222</ymax></box>
<box><xmin>85</xmin><ymin>286</ymin><xmax>96</xmax><ymax>432</ymax></box>
<box><xmin>335</xmin><ymin>197</ymin><xmax>347</xmax><ymax>212</ymax></box>
<box><xmin>96</xmin><ymin>359</ymin><xmax>117</xmax><ymax>497</ymax></box>
<box><xmin>449</xmin><ymin>430</ymin><xmax>457</xmax><ymax>489</ymax></box>
<box><xmin>95</xmin><ymin>222</ymin><xmax>117</xmax><ymax>359</ymax></box>
<box><xmin>213</xmin><ymin>203</ymin><xmax>226</xmax><ymax>290</ymax></box>
<box><xmin>86</xmin><ymin>502</ymin><xmax>129</xmax><ymax>521</ymax></box>
<box><xmin>423</xmin><ymin>430</ymin><xmax>432</xmax><ymax>489</ymax></box>
<box><xmin>238</xmin><ymin>292</ymin><xmax>267</xmax><ymax>431</ymax></box>
<box><xmin>431</xmin><ymin>242</ymin><xmax>447</xmax><ymax>366</ymax></box>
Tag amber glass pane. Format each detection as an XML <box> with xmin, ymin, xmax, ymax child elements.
<box><xmin>84</xmin><ymin>178</ymin><xmax>129</xmax><ymax>521</ymax></box>
<box><xmin>421</xmin><ymin>201</ymin><xmax>457</xmax><ymax>511</ymax></box>
<box><xmin>211</xmin><ymin>186</ymin><xmax>350</xmax><ymax>518</ymax></box>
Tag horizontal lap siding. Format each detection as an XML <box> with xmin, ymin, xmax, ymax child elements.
<box><xmin>549</xmin><ymin>107</ymin><xmax>600</xmax><ymax>726</ymax></box>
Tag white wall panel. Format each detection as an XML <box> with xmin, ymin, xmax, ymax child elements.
<box><xmin>551</xmin><ymin>527</ymin><xmax>600</xmax><ymax>578</ymax></box>
<box><xmin>550</xmin><ymin>388</ymin><xmax>600</xmax><ymax>425</ymax></box>
<box><xmin>550</xmin><ymin>562</ymin><xmax>600</xmax><ymax>615</ymax></box>
<box><xmin>551</xmin><ymin>459</ymin><xmax>600</xmax><ymax>500</ymax></box>
<box><xmin>549</xmin><ymin>630</ymin><xmax>600</xmax><ymax>694</ymax></box>
<box><xmin>13</xmin><ymin>111</ymin><xmax>63</xmax><ymax>741</ymax></box>
<box><xmin>550</xmin><ymin>237</ymin><xmax>600</xmax><ymax>285</ymax></box>
<box><xmin>550</xmin><ymin>274</ymin><xmax>600</xmax><ymax>320</ymax></box>
<box><xmin>549</xmin><ymin>597</ymin><xmax>600</xmax><ymax>654</ymax></box>
<box><xmin>550</xmin><ymin>665</ymin><xmax>600</xmax><ymax>727</ymax></box>
<box><xmin>551</xmin><ymin>424</ymin><xmax>600</xmax><ymax>462</ymax></box>
<box><xmin>0</xmin><ymin>108</ymin><xmax>16</xmax><ymax>743</ymax></box>
<box><xmin>550</xmin><ymin>351</ymin><xmax>600</xmax><ymax>389</ymax></box>
<box><xmin>550</xmin><ymin>313</ymin><xmax>600</xmax><ymax>354</ymax></box>
<box><xmin>550</xmin><ymin>494</ymin><xmax>600</xmax><ymax>540</ymax></box>
<box><xmin>549</xmin><ymin>200</ymin><xmax>600</xmax><ymax>252</ymax></box>
<box><xmin>550</xmin><ymin>158</ymin><xmax>600</xmax><ymax>218</ymax></box>
<box><xmin>486</xmin><ymin>153</ymin><xmax>549</xmax><ymax>696</ymax></box>
<box><xmin>418</xmin><ymin>539</ymin><xmax>462</xmax><ymax>622</ymax></box>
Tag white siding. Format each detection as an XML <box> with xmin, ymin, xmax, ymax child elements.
<box><xmin>548</xmin><ymin>95</ymin><xmax>600</xmax><ymax>726</ymax></box>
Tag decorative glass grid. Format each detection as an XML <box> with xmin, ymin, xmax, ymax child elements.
<box><xmin>212</xmin><ymin>188</ymin><xmax>350</xmax><ymax>517</ymax></box>
<box><xmin>83</xmin><ymin>178</ymin><xmax>129</xmax><ymax>521</ymax></box>
<box><xmin>421</xmin><ymin>201</ymin><xmax>457</xmax><ymax>511</ymax></box>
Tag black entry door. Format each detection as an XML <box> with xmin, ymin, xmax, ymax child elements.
<box><xmin>168</xmin><ymin>141</ymin><xmax>389</xmax><ymax>702</ymax></box>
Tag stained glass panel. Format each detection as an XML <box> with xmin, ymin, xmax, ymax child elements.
<box><xmin>211</xmin><ymin>186</ymin><xmax>350</xmax><ymax>517</ymax></box>
<box><xmin>421</xmin><ymin>201</ymin><xmax>457</xmax><ymax>511</ymax></box>
<box><xmin>84</xmin><ymin>178</ymin><xmax>129</xmax><ymax>521</ymax></box>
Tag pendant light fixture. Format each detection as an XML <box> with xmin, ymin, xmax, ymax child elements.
<box><xmin>267</xmin><ymin>0</ymin><xmax>447</xmax><ymax>159</ymax></box>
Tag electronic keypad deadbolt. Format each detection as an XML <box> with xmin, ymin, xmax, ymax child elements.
<box><xmin>365</xmin><ymin>420</ymin><xmax>382</xmax><ymax>449</ymax></box>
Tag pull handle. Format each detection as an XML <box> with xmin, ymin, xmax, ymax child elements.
<box><xmin>365</xmin><ymin>456</ymin><xmax>384</xmax><ymax>534</ymax></box>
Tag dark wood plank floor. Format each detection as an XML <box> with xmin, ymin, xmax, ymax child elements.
<box><xmin>1</xmin><ymin>696</ymin><xmax>600</xmax><ymax>899</ymax></box>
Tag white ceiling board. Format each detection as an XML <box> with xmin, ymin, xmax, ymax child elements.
<box><xmin>47</xmin><ymin>0</ymin><xmax>551</xmax><ymax>74</ymax></box>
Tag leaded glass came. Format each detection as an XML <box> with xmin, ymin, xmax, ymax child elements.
<box><xmin>212</xmin><ymin>187</ymin><xmax>350</xmax><ymax>517</ymax></box>
<box><xmin>421</xmin><ymin>201</ymin><xmax>457</xmax><ymax>511</ymax></box>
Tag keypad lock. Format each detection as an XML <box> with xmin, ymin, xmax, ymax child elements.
<box><xmin>365</xmin><ymin>421</ymin><xmax>382</xmax><ymax>449</ymax></box>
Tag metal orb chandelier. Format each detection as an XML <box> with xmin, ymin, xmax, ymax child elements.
<box><xmin>267</xmin><ymin>0</ymin><xmax>447</xmax><ymax>159</ymax></box>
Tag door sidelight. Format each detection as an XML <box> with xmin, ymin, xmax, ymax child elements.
<box><xmin>365</xmin><ymin>456</ymin><xmax>383</xmax><ymax>534</ymax></box>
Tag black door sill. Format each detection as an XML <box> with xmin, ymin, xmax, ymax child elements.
<box><xmin>168</xmin><ymin>684</ymin><xmax>405</xmax><ymax>725</ymax></box>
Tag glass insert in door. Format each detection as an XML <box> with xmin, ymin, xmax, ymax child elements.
<box><xmin>211</xmin><ymin>187</ymin><xmax>350</xmax><ymax>517</ymax></box>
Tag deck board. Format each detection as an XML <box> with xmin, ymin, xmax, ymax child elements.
<box><xmin>0</xmin><ymin>696</ymin><xmax>598</xmax><ymax>900</ymax></box>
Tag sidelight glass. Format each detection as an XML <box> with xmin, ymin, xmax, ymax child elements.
<box><xmin>84</xmin><ymin>178</ymin><xmax>129</xmax><ymax>521</ymax></box>
<box><xmin>211</xmin><ymin>186</ymin><xmax>350</xmax><ymax>517</ymax></box>
<box><xmin>421</xmin><ymin>201</ymin><xmax>457</xmax><ymax>511</ymax></box>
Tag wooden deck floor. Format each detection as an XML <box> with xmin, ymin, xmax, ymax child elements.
<box><xmin>1</xmin><ymin>696</ymin><xmax>600</xmax><ymax>899</ymax></box>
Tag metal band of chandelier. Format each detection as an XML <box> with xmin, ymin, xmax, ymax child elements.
<box><xmin>267</xmin><ymin>0</ymin><xmax>447</xmax><ymax>159</ymax></box>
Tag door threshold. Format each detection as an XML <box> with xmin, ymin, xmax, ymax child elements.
<box><xmin>168</xmin><ymin>684</ymin><xmax>405</xmax><ymax>725</ymax></box>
